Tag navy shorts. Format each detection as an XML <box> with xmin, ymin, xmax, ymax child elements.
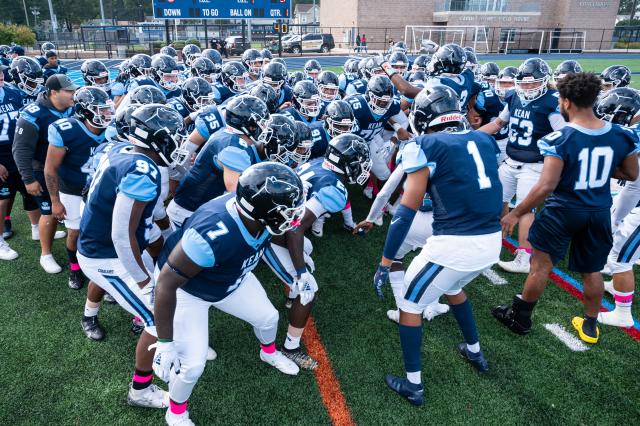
<box><xmin>31</xmin><ymin>171</ymin><xmax>52</xmax><ymax>215</ymax></box>
<box><xmin>528</xmin><ymin>207</ymin><xmax>612</xmax><ymax>273</ymax></box>
<box><xmin>0</xmin><ymin>170</ymin><xmax>39</xmax><ymax>211</ymax></box>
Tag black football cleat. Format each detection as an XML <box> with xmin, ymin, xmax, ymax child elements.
<box><xmin>3</xmin><ymin>219</ymin><xmax>13</xmax><ymax>239</ymax></box>
<box><xmin>281</xmin><ymin>347</ymin><xmax>318</xmax><ymax>370</ymax></box>
<box><xmin>492</xmin><ymin>304</ymin><xmax>531</xmax><ymax>335</ymax></box>
<box><xmin>457</xmin><ymin>343</ymin><xmax>489</xmax><ymax>373</ymax></box>
<box><xmin>384</xmin><ymin>374</ymin><xmax>424</xmax><ymax>406</ymax></box>
<box><xmin>68</xmin><ymin>269</ymin><xmax>85</xmax><ymax>290</ymax></box>
<box><xmin>81</xmin><ymin>316</ymin><xmax>105</xmax><ymax>341</ymax></box>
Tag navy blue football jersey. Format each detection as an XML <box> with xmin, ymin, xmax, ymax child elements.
<box><xmin>309</xmin><ymin>122</ymin><xmax>330</xmax><ymax>160</ymax></box>
<box><xmin>14</xmin><ymin>85</ymin><xmax>46</xmax><ymax>106</ymax></box>
<box><xmin>538</xmin><ymin>123</ymin><xmax>639</xmax><ymax>210</ymax></box>
<box><xmin>18</xmin><ymin>98</ymin><xmax>74</xmax><ymax>164</ymax></box>
<box><xmin>345</xmin><ymin>78</ymin><xmax>367</xmax><ymax>96</ymax></box>
<box><xmin>193</xmin><ymin>104</ymin><xmax>225</xmax><ymax>141</ymax></box>
<box><xmin>157</xmin><ymin>193</ymin><xmax>271</xmax><ymax>303</ymax></box>
<box><xmin>0</xmin><ymin>86</ymin><xmax>24</xmax><ymax>169</ymax></box>
<box><xmin>48</xmin><ymin>117</ymin><xmax>106</xmax><ymax>194</ymax></box>
<box><xmin>346</xmin><ymin>94</ymin><xmax>401</xmax><ymax>142</ymax></box>
<box><xmin>128</xmin><ymin>77</ymin><xmax>181</xmax><ymax>99</ymax></box>
<box><xmin>338</xmin><ymin>73</ymin><xmax>357</xmax><ymax>94</ymax></box>
<box><xmin>474</xmin><ymin>81</ymin><xmax>505</xmax><ymax>127</ymax></box>
<box><xmin>431</xmin><ymin>69</ymin><xmax>477</xmax><ymax>113</ymax></box>
<box><xmin>505</xmin><ymin>89</ymin><xmax>560</xmax><ymax>163</ymax></box>
<box><xmin>173</xmin><ymin>129</ymin><xmax>262</xmax><ymax>212</ymax></box>
<box><xmin>401</xmin><ymin>130</ymin><xmax>502</xmax><ymax>236</ymax></box>
<box><xmin>42</xmin><ymin>65</ymin><xmax>68</xmax><ymax>82</ymax></box>
<box><xmin>212</xmin><ymin>82</ymin><xmax>237</xmax><ymax>104</ymax></box>
<box><xmin>281</xmin><ymin>105</ymin><xmax>325</xmax><ymax>125</ymax></box>
<box><xmin>277</xmin><ymin>85</ymin><xmax>294</xmax><ymax>108</ymax></box>
<box><xmin>78</xmin><ymin>143</ymin><xmax>161</xmax><ymax>259</ymax></box>
<box><xmin>296</xmin><ymin>158</ymin><xmax>348</xmax><ymax>214</ymax></box>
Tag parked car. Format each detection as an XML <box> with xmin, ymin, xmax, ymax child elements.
<box><xmin>225</xmin><ymin>36</ymin><xmax>252</xmax><ymax>55</ymax></box>
<box><xmin>283</xmin><ymin>33</ymin><xmax>334</xmax><ymax>54</ymax></box>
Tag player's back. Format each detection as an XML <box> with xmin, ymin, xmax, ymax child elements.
<box><xmin>158</xmin><ymin>193</ymin><xmax>271</xmax><ymax>302</ymax></box>
<box><xmin>297</xmin><ymin>157</ymin><xmax>348</xmax><ymax>213</ymax></box>
<box><xmin>539</xmin><ymin>122</ymin><xmax>639</xmax><ymax>210</ymax></box>
<box><xmin>403</xmin><ymin>129</ymin><xmax>502</xmax><ymax>236</ymax></box>
<box><xmin>78</xmin><ymin>143</ymin><xmax>161</xmax><ymax>259</ymax></box>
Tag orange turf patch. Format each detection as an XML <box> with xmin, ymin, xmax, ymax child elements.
<box><xmin>302</xmin><ymin>316</ymin><xmax>355</xmax><ymax>426</ymax></box>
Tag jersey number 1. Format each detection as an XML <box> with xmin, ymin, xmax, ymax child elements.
<box><xmin>467</xmin><ymin>141</ymin><xmax>492</xmax><ymax>190</ymax></box>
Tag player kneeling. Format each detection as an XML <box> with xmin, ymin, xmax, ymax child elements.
<box><xmin>374</xmin><ymin>86</ymin><xmax>503</xmax><ymax>406</ymax></box>
<box><xmin>152</xmin><ymin>162</ymin><xmax>306</xmax><ymax>426</ymax></box>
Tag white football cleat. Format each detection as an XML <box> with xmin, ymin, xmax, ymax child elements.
<box><xmin>311</xmin><ymin>218</ymin><xmax>324</xmax><ymax>238</ymax></box>
<box><xmin>207</xmin><ymin>346</ymin><xmax>217</xmax><ymax>361</ymax></box>
<box><xmin>497</xmin><ymin>250</ymin><xmax>530</xmax><ymax>274</ymax></box>
<box><xmin>386</xmin><ymin>309</ymin><xmax>400</xmax><ymax>323</ymax></box>
<box><xmin>598</xmin><ymin>309</ymin><xmax>634</xmax><ymax>328</ymax></box>
<box><xmin>165</xmin><ymin>409</ymin><xmax>195</xmax><ymax>426</ymax></box>
<box><xmin>603</xmin><ymin>280</ymin><xmax>615</xmax><ymax>297</ymax></box>
<box><xmin>0</xmin><ymin>241</ymin><xmax>18</xmax><ymax>260</ymax></box>
<box><xmin>423</xmin><ymin>302</ymin><xmax>450</xmax><ymax>321</ymax></box>
<box><xmin>127</xmin><ymin>383</ymin><xmax>169</xmax><ymax>408</ymax></box>
<box><xmin>260</xmin><ymin>350</ymin><xmax>299</xmax><ymax>375</ymax></box>
<box><xmin>40</xmin><ymin>254</ymin><xmax>62</xmax><ymax>274</ymax></box>
<box><xmin>54</xmin><ymin>230</ymin><xmax>66</xmax><ymax>239</ymax></box>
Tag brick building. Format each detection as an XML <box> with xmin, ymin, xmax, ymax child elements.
<box><xmin>319</xmin><ymin>0</ymin><xmax>621</xmax><ymax>52</ymax></box>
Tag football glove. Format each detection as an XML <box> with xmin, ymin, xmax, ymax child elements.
<box><xmin>292</xmin><ymin>272</ymin><xmax>318</xmax><ymax>306</ymax></box>
<box><xmin>148</xmin><ymin>340</ymin><xmax>180</xmax><ymax>382</ymax></box>
<box><xmin>373</xmin><ymin>264</ymin><xmax>390</xmax><ymax>299</ymax></box>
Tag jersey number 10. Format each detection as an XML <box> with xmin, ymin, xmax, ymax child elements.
<box><xmin>574</xmin><ymin>147</ymin><xmax>614</xmax><ymax>190</ymax></box>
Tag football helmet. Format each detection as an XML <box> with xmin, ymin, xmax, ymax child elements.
<box><xmin>495</xmin><ymin>66</ymin><xmax>517</xmax><ymax>99</ymax></box>
<box><xmin>129</xmin><ymin>54</ymin><xmax>152</xmax><ymax>78</ymax></box>
<box><xmin>236</xmin><ymin>162</ymin><xmax>306</xmax><ymax>236</ymax></box>
<box><xmin>420</xmin><ymin>39</ymin><xmax>439</xmax><ymax>55</ymax></box>
<box><xmin>595</xmin><ymin>87</ymin><xmax>640</xmax><ymax>126</ymax></box>
<box><xmin>411</xmin><ymin>54</ymin><xmax>431</xmax><ymax>73</ymax></box>
<box><xmin>74</xmin><ymin>86</ymin><xmax>115</xmax><ymax>129</ymax></box>
<box><xmin>181</xmin><ymin>77</ymin><xmax>215</xmax><ymax>112</ymax></box>
<box><xmin>293</xmin><ymin>80</ymin><xmax>322</xmax><ymax>118</ymax></box>
<box><xmin>181</xmin><ymin>44</ymin><xmax>201</xmax><ymax>67</ymax></box>
<box><xmin>249</xmin><ymin>83</ymin><xmax>279</xmax><ymax>114</ymax></box>
<box><xmin>304</xmin><ymin>59</ymin><xmax>322</xmax><ymax>81</ymax></box>
<box><xmin>289</xmin><ymin>71</ymin><xmax>306</xmax><ymax>87</ymax></box>
<box><xmin>159</xmin><ymin>46</ymin><xmax>177</xmax><ymax>58</ymax></box>
<box><xmin>129</xmin><ymin>85</ymin><xmax>167</xmax><ymax>105</ymax></box>
<box><xmin>391</xmin><ymin>41</ymin><xmax>408</xmax><ymax>54</ymax></box>
<box><xmin>389</xmin><ymin>51</ymin><xmax>409</xmax><ymax>75</ymax></box>
<box><xmin>366</xmin><ymin>75</ymin><xmax>394</xmax><ymax>115</ymax></box>
<box><xmin>515</xmin><ymin>58</ymin><xmax>551</xmax><ymax>102</ymax></box>
<box><xmin>0</xmin><ymin>45</ymin><xmax>10</xmax><ymax>58</ymax></box>
<box><xmin>427</xmin><ymin>43</ymin><xmax>466</xmax><ymax>76</ymax></box>
<box><xmin>261</xmin><ymin>49</ymin><xmax>273</xmax><ymax>64</ymax></box>
<box><xmin>409</xmin><ymin>86</ymin><xmax>465</xmax><ymax>135</ymax></box>
<box><xmin>40</xmin><ymin>42</ymin><xmax>56</xmax><ymax>56</ymax></box>
<box><xmin>294</xmin><ymin>121</ymin><xmax>314</xmax><ymax>164</ymax></box>
<box><xmin>221</xmin><ymin>61</ymin><xmax>248</xmax><ymax>93</ymax></box>
<box><xmin>601</xmin><ymin>65</ymin><xmax>631</xmax><ymax>91</ymax></box>
<box><xmin>9</xmin><ymin>57</ymin><xmax>43</xmax><ymax>95</ymax></box>
<box><xmin>115</xmin><ymin>104</ymin><xmax>138</xmax><ymax>140</ymax></box>
<box><xmin>224</xmin><ymin>95</ymin><xmax>270</xmax><ymax>143</ymax></box>
<box><xmin>409</xmin><ymin>71</ymin><xmax>427</xmax><ymax>84</ymax></box>
<box><xmin>80</xmin><ymin>59</ymin><xmax>111</xmax><ymax>90</ymax></box>
<box><xmin>464</xmin><ymin>50</ymin><xmax>479</xmax><ymax>75</ymax></box>
<box><xmin>480</xmin><ymin>62</ymin><xmax>500</xmax><ymax>87</ymax></box>
<box><xmin>554</xmin><ymin>60</ymin><xmax>583</xmax><ymax>81</ymax></box>
<box><xmin>242</xmin><ymin>48</ymin><xmax>263</xmax><ymax>76</ymax></box>
<box><xmin>365</xmin><ymin>56</ymin><xmax>386</xmax><ymax>78</ymax></box>
<box><xmin>317</xmin><ymin>70</ymin><xmax>340</xmax><ymax>102</ymax></box>
<box><xmin>262</xmin><ymin>61</ymin><xmax>288</xmax><ymax>95</ymax></box>
<box><xmin>200</xmin><ymin>49</ymin><xmax>223</xmax><ymax>80</ymax></box>
<box><xmin>343</xmin><ymin>58</ymin><xmax>359</xmax><ymax>78</ymax></box>
<box><xmin>150</xmin><ymin>54</ymin><xmax>180</xmax><ymax>90</ymax></box>
<box><xmin>323</xmin><ymin>133</ymin><xmax>371</xmax><ymax>185</ymax></box>
<box><xmin>129</xmin><ymin>103</ymin><xmax>188</xmax><ymax>168</ymax></box>
<box><xmin>190</xmin><ymin>57</ymin><xmax>217</xmax><ymax>83</ymax></box>
<box><xmin>324</xmin><ymin>100</ymin><xmax>355</xmax><ymax>138</ymax></box>
<box><xmin>258</xmin><ymin>114</ymin><xmax>302</xmax><ymax>165</ymax></box>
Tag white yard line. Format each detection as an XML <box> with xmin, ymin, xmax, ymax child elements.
<box><xmin>482</xmin><ymin>268</ymin><xmax>508</xmax><ymax>286</ymax></box>
<box><xmin>543</xmin><ymin>323</ymin><xmax>590</xmax><ymax>352</ymax></box>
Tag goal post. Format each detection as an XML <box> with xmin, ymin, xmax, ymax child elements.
<box><xmin>404</xmin><ymin>25</ymin><xmax>490</xmax><ymax>54</ymax></box>
<box><xmin>545</xmin><ymin>30</ymin><xmax>586</xmax><ymax>53</ymax></box>
<box><xmin>499</xmin><ymin>29</ymin><xmax>545</xmax><ymax>54</ymax></box>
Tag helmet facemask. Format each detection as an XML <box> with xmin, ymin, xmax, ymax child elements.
<box><xmin>85</xmin><ymin>100</ymin><xmax>116</xmax><ymax>129</ymax></box>
<box><xmin>87</xmin><ymin>71</ymin><xmax>111</xmax><ymax>90</ymax></box>
<box><xmin>156</xmin><ymin>70</ymin><xmax>180</xmax><ymax>91</ymax></box>
<box><xmin>326</xmin><ymin>116</ymin><xmax>354</xmax><ymax>138</ymax></box>
<box><xmin>297</xmin><ymin>94</ymin><xmax>321</xmax><ymax>118</ymax></box>
<box><xmin>318</xmin><ymin>83</ymin><xmax>339</xmax><ymax>102</ymax></box>
<box><xmin>18</xmin><ymin>73</ymin><xmax>44</xmax><ymax>95</ymax></box>
<box><xmin>368</xmin><ymin>92</ymin><xmax>392</xmax><ymax>115</ymax></box>
<box><xmin>263</xmin><ymin>77</ymin><xmax>284</xmax><ymax>95</ymax></box>
<box><xmin>515</xmin><ymin>76</ymin><xmax>549</xmax><ymax>102</ymax></box>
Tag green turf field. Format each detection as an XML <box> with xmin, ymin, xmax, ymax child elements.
<box><xmin>2</xmin><ymin>57</ymin><xmax>640</xmax><ymax>425</ymax></box>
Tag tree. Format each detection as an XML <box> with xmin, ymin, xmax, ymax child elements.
<box><xmin>619</xmin><ymin>0</ymin><xmax>640</xmax><ymax>21</ymax></box>
<box><xmin>52</xmin><ymin>0</ymin><xmax>100</xmax><ymax>31</ymax></box>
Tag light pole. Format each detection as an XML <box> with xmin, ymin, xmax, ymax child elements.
<box><xmin>31</xmin><ymin>7</ymin><xmax>41</xmax><ymax>28</ymax></box>
<box><xmin>46</xmin><ymin>0</ymin><xmax>58</xmax><ymax>41</ymax></box>
<box><xmin>22</xmin><ymin>0</ymin><xmax>30</xmax><ymax>26</ymax></box>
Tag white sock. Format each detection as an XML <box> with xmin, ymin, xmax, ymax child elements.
<box><xmin>467</xmin><ymin>342</ymin><xmax>480</xmax><ymax>353</ymax></box>
<box><xmin>613</xmin><ymin>289</ymin><xmax>634</xmax><ymax>313</ymax></box>
<box><xmin>84</xmin><ymin>302</ymin><xmax>100</xmax><ymax>317</ymax></box>
<box><xmin>284</xmin><ymin>333</ymin><xmax>301</xmax><ymax>350</ymax></box>
<box><xmin>406</xmin><ymin>371</ymin><xmax>421</xmax><ymax>385</ymax></box>
<box><xmin>160</xmin><ymin>226</ymin><xmax>173</xmax><ymax>242</ymax></box>
<box><xmin>389</xmin><ymin>270</ymin><xmax>405</xmax><ymax>307</ymax></box>
<box><xmin>341</xmin><ymin>206</ymin><xmax>354</xmax><ymax>226</ymax></box>
<box><xmin>31</xmin><ymin>224</ymin><xmax>38</xmax><ymax>230</ymax></box>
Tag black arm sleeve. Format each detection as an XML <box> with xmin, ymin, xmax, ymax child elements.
<box><xmin>12</xmin><ymin>118</ymin><xmax>39</xmax><ymax>185</ymax></box>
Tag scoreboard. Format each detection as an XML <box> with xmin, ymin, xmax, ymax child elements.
<box><xmin>153</xmin><ymin>0</ymin><xmax>291</xmax><ymax>20</ymax></box>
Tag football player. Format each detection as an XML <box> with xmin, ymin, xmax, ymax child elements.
<box><xmin>338</xmin><ymin>58</ymin><xmax>359</xmax><ymax>97</ymax></box>
<box><xmin>317</xmin><ymin>70</ymin><xmax>341</xmax><ymax>102</ymax></box>
<box><xmin>189</xmin><ymin>57</ymin><xmax>218</xmax><ymax>84</ymax></box>
<box><xmin>494</xmin><ymin>66</ymin><xmax>517</xmax><ymax>101</ymax></box>
<box><xmin>262</xmin><ymin>61</ymin><xmax>293</xmax><ymax>109</ymax></box>
<box><xmin>376</xmin><ymin>85</ymin><xmax>502</xmax><ymax>406</ymax></box>
<box><xmin>36</xmin><ymin>42</ymin><xmax>56</xmax><ymax>67</ymax></box>
<box><xmin>0</xmin><ymin>67</ymin><xmax>40</xmax><ymax>260</ymax></box>
<box><xmin>200</xmin><ymin>49</ymin><xmax>223</xmax><ymax>82</ymax></box>
<box><xmin>304</xmin><ymin>59</ymin><xmax>322</xmax><ymax>82</ymax></box>
<box><xmin>77</xmin><ymin>104</ymin><xmax>187</xmax><ymax>409</ymax></box>
<box><xmin>241</xmin><ymin>49</ymin><xmax>264</xmax><ymax>82</ymax></box>
<box><xmin>181</xmin><ymin>44</ymin><xmax>201</xmax><ymax>68</ymax></box>
<box><xmin>8</xmin><ymin>57</ymin><xmax>45</xmax><ymax>105</ymax></box>
<box><xmin>148</xmin><ymin>54</ymin><xmax>182</xmax><ymax>99</ymax></box>
<box><xmin>344</xmin><ymin>58</ymin><xmax>368</xmax><ymax>96</ymax></box>
<box><xmin>600</xmin><ymin>65</ymin><xmax>631</xmax><ymax>93</ymax></box>
<box><xmin>478</xmin><ymin>58</ymin><xmax>566</xmax><ymax>274</ymax></box>
<box><xmin>44</xmin><ymin>87</ymin><xmax>114</xmax><ymax>289</ymax></box>
<box><xmin>263</xmin><ymin>134</ymin><xmax>371</xmax><ymax>369</ymax></box>
<box><xmin>282</xmin><ymin>80</ymin><xmax>326</xmax><ymax>124</ymax></box>
<box><xmin>12</xmin><ymin>74</ymin><xmax>74</xmax><ymax>274</ymax></box>
<box><xmin>213</xmin><ymin>61</ymin><xmax>248</xmax><ymax>104</ymax></box>
<box><xmin>595</xmin><ymin>87</ymin><xmax>640</xmax><ymax>328</ymax></box>
<box><xmin>479</xmin><ymin>62</ymin><xmax>499</xmax><ymax>88</ymax></box>
<box><xmin>41</xmin><ymin>50</ymin><xmax>67</xmax><ymax>83</ymax></box>
<box><xmin>553</xmin><ymin>60</ymin><xmax>582</xmax><ymax>83</ymax></box>
<box><xmin>493</xmin><ymin>73</ymin><xmax>639</xmax><ymax>344</ymax></box>
<box><xmin>167</xmin><ymin>77</ymin><xmax>216</xmax><ymax>132</ymax></box>
<box><xmin>152</xmin><ymin>162</ymin><xmax>306</xmax><ymax>426</ymax></box>
<box><xmin>80</xmin><ymin>60</ymin><xmax>112</xmax><ymax>95</ymax></box>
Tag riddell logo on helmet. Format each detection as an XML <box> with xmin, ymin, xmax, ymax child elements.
<box><xmin>431</xmin><ymin>114</ymin><xmax>463</xmax><ymax>125</ymax></box>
